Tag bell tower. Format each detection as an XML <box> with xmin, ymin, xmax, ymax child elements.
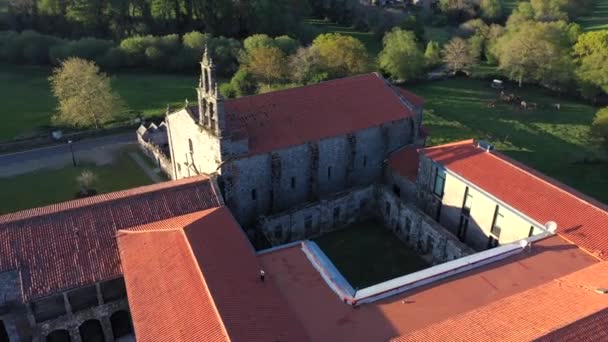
<box><xmin>197</xmin><ymin>47</ymin><xmax>226</xmax><ymax>136</ymax></box>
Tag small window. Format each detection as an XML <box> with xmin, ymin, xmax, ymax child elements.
<box><xmin>433</xmin><ymin>167</ymin><xmax>446</xmax><ymax>198</ymax></box>
<box><xmin>385</xmin><ymin>201</ymin><xmax>391</xmax><ymax>215</ymax></box>
<box><xmin>251</xmin><ymin>189</ymin><xmax>257</xmax><ymax>201</ymax></box>
<box><xmin>528</xmin><ymin>226</ymin><xmax>534</xmax><ymax>237</ymax></box>
<box><xmin>333</xmin><ymin>207</ymin><xmax>340</xmax><ymax>222</ymax></box>
<box><xmin>462</xmin><ymin>187</ymin><xmax>473</xmax><ymax>216</ymax></box>
<box><xmin>291</xmin><ymin>177</ymin><xmax>296</xmax><ymax>189</ymax></box>
<box><xmin>177</xmin><ymin>163</ymin><xmax>181</xmax><ymax>172</ymax></box>
<box><xmin>363</xmin><ymin>156</ymin><xmax>367</xmax><ymax>167</ymax></box>
<box><xmin>491</xmin><ymin>206</ymin><xmax>503</xmax><ymax>238</ymax></box>
<box><xmin>188</xmin><ymin>139</ymin><xmax>194</xmax><ymax>154</ymax></box>
<box><xmin>327</xmin><ymin>166</ymin><xmax>332</xmax><ymax>180</ymax></box>
<box><xmin>392</xmin><ymin>185</ymin><xmax>401</xmax><ymax>197</ymax></box>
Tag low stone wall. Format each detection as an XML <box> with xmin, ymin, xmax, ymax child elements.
<box><xmin>377</xmin><ymin>185</ymin><xmax>474</xmax><ymax>264</ymax></box>
<box><xmin>137</xmin><ymin>128</ymin><xmax>174</xmax><ymax>180</ymax></box>
<box><xmin>259</xmin><ymin>186</ymin><xmax>375</xmax><ymax>245</ymax></box>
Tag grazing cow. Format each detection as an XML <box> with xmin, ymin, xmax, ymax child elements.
<box><xmin>520</xmin><ymin>101</ymin><xmax>528</xmax><ymax>110</ymax></box>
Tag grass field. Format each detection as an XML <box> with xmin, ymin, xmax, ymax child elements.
<box><xmin>578</xmin><ymin>0</ymin><xmax>608</xmax><ymax>31</ymax></box>
<box><xmin>0</xmin><ymin>148</ymin><xmax>153</xmax><ymax>214</ymax></box>
<box><xmin>408</xmin><ymin>77</ymin><xmax>608</xmax><ymax>203</ymax></box>
<box><xmin>314</xmin><ymin>220</ymin><xmax>429</xmax><ymax>288</ymax></box>
<box><xmin>0</xmin><ymin>63</ymin><xmax>195</xmax><ymax>141</ymax></box>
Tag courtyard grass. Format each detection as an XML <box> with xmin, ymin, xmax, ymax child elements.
<box><xmin>0</xmin><ymin>63</ymin><xmax>195</xmax><ymax>141</ymax></box>
<box><xmin>314</xmin><ymin>220</ymin><xmax>429</xmax><ymax>289</ymax></box>
<box><xmin>0</xmin><ymin>148</ymin><xmax>154</xmax><ymax>214</ymax></box>
<box><xmin>407</xmin><ymin>77</ymin><xmax>608</xmax><ymax>203</ymax></box>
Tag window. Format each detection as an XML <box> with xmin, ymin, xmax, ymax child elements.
<box><xmin>435</xmin><ymin>203</ymin><xmax>442</xmax><ymax>222</ymax></box>
<box><xmin>291</xmin><ymin>177</ymin><xmax>296</xmax><ymax>189</ymax></box>
<box><xmin>251</xmin><ymin>189</ymin><xmax>257</xmax><ymax>201</ymax></box>
<box><xmin>528</xmin><ymin>226</ymin><xmax>535</xmax><ymax>237</ymax></box>
<box><xmin>177</xmin><ymin>163</ymin><xmax>181</xmax><ymax>172</ymax></box>
<box><xmin>433</xmin><ymin>167</ymin><xmax>446</xmax><ymax>198</ymax></box>
<box><xmin>188</xmin><ymin>139</ymin><xmax>194</xmax><ymax>154</ymax></box>
<box><xmin>327</xmin><ymin>166</ymin><xmax>332</xmax><ymax>180</ymax></box>
<box><xmin>385</xmin><ymin>201</ymin><xmax>391</xmax><ymax>215</ymax></box>
<box><xmin>458</xmin><ymin>216</ymin><xmax>469</xmax><ymax>242</ymax></box>
<box><xmin>392</xmin><ymin>185</ymin><xmax>401</xmax><ymax>197</ymax></box>
<box><xmin>462</xmin><ymin>187</ymin><xmax>473</xmax><ymax>216</ymax></box>
<box><xmin>333</xmin><ymin>207</ymin><xmax>340</xmax><ymax>222</ymax></box>
<box><xmin>491</xmin><ymin>206</ymin><xmax>503</xmax><ymax>238</ymax></box>
<box><xmin>363</xmin><ymin>156</ymin><xmax>367</xmax><ymax>167</ymax></box>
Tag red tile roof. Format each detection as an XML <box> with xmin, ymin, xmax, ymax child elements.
<box><xmin>394</xmin><ymin>261</ymin><xmax>608</xmax><ymax>342</ymax></box>
<box><xmin>0</xmin><ymin>175</ymin><xmax>222</xmax><ymax>302</ymax></box>
<box><xmin>259</xmin><ymin>236</ymin><xmax>597</xmax><ymax>342</ymax></box>
<box><xmin>387</xmin><ymin>146</ymin><xmax>420</xmax><ymax>181</ymax></box>
<box><xmin>118</xmin><ymin>206</ymin><xmax>309</xmax><ymax>342</ymax></box>
<box><xmin>222</xmin><ymin>73</ymin><xmax>421</xmax><ymax>155</ymax></box>
<box><xmin>421</xmin><ymin>140</ymin><xmax>608</xmax><ymax>260</ymax></box>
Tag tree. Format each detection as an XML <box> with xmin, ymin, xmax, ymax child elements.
<box><xmin>274</xmin><ymin>35</ymin><xmax>300</xmax><ymax>55</ymax></box>
<box><xmin>574</xmin><ymin>30</ymin><xmax>608</xmax><ymax>95</ymax></box>
<box><xmin>229</xmin><ymin>69</ymin><xmax>258</xmax><ymax>96</ymax></box>
<box><xmin>378</xmin><ymin>28</ymin><xmax>425</xmax><ymax>82</ymax></box>
<box><xmin>443</xmin><ymin>37</ymin><xmax>478</xmax><ymax>75</ymax></box>
<box><xmin>312</xmin><ymin>33</ymin><xmax>370</xmax><ymax>77</ymax></box>
<box><xmin>242</xmin><ymin>46</ymin><xmax>288</xmax><ymax>83</ymax></box>
<box><xmin>49</xmin><ymin>58</ymin><xmax>125</xmax><ymax>129</ymax></box>
<box><xmin>77</xmin><ymin>170</ymin><xmax>98</xmax><ymax>197</ymax></box>
<box><xmin>243</xmin><ymin>34</ymin><xmax>276</xmax><ymax>52</ymax></box>
<box><xmin>424</xmin><ymin>41</ymin><xmax>442</xmax><ymax>68</ymax></box>
<box><xmin>289</xmin><ymin>46</ymin><xmax>329</xmax><ymax>85</ymax></box>
<box><xmin>480</xmin><ymin>0</ymin><xmax>503</xmax><ymax>21</ymax></box>
<box><xmin>592</xmin><ymin>108</ymin><xmax>608</xmax><ymax>149</ymax></box>
<box><xmin>493</xmin><ymin>21</ymin><xmax>573</xmax><ymax>88</ymax></box>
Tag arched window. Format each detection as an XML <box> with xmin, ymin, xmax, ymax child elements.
<box><xmin>79</xmin><ymin>320</ymin><xmax>104</xmax><ymax>342</ymax></box>
<box><xmin>210</xmin><ymin>104</ymin><xmax>215</xmax><ymax>120</ymax></box>
<box><xmin>188</xmin><ymin>139</ymin><xmax>194</xmax><ymax>155</ymax></box>
<box><xmin>110</xmin><ymin>310</ymin><xmax>133</xmax><ymax>339</ymax></box>
<box><xmin>202</xmin><ymin>98</ymin><xmax>208</xmax><ymax>115</ymax></box>
<box><xmin>46</xmin><ymin>329</ymin><xmax>70</xmax><ymax>342</ymax></box>
<box><xmin>204</xmin><ymin>69</ymin><xmax>210</xmax><ymax>92</ymax></box>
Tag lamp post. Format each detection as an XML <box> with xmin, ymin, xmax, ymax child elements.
<box><xmin>68</xmin><ymin>140</ymin><xmax>76</xmax><ymax>167</ymax></box>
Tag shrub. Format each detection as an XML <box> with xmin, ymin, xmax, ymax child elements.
<box><xmin>592</xmin><ymin>107</ymin><xmax>608</xmax><ymax>149</ymax></box>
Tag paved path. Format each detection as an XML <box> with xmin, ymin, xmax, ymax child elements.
<box><xmin>0</xmin><ymin>133</ymin><xmax>136</xmax><ymax>178</ymax></box>
<box><xmin>129</xmin><ymin>152</ymin><xmax>163</xmax><ymax>183</ymax></box>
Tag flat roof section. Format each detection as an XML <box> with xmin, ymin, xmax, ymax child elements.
<box><xmin>258</xmin><ymin>235</ymin><xmax>597</xmax><ymax>342</ymax></box>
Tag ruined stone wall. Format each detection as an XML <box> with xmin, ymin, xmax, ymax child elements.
<box><xmin>137</xmin><ymin>130</ymin><xmax>174</xmax><ymax>180</ymax></box>
<box><xmin>384</xmin><ymin>168</ymin><xmax>418</xmax><ymax>204</ymax></box>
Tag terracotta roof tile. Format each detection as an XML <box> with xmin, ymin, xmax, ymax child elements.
<box><xmin>222</xmin><ymin>73</ymin><xmax>421</xmax><ymax>155</ymax></box>
<box><xmin>394</xmin><ymin>261</ymin><xmax>608</xmax><ymax>342</ymax></box>
<box><xmin>0</xmin><ymin>175</ymin><xmax>221</xmax><ymax>302</ymax></box>
<box><xmin>118</xmin><ymin>207</ymin><xmax>309</xmax><ymax>342</ymax></box>
<box><xmin>387</xmin><ymin>146</ymin><xmax>420</xmax><ymax>181</ymax></box>
<box><xmin>421</xmin><ymin>140</ymin><xmax>608</xmax><ymax>260</ymax></box>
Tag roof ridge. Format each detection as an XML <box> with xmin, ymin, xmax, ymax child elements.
<box><xmin>424</xmin><ymin>139</ymin><xmax>476</xmax><ymax>151</ymax></box>
<box><xmin>483</xmin><ymin>147</ymin><xmax>608</xmax><ymax>217</ymax></box>
<box><xmin>0</xmin><ymin>175</ymin><xmax>211</xmax><ymax>224</ymax></box>
<box><xmin>225</xmin><ymin>72</ymin><xmax>380</xmax><ymax>102</ymax></box>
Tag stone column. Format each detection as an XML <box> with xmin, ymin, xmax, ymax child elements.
<box><xmin>100</xmin><ymin>316</ymin><xmax>114</xmax><ymax>342</ymax></box>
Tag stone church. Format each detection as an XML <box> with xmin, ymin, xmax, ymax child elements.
<box><xmin>165</xmin><ymin>49</ymin><xmax>426</xmax><ymax>229</ymax></box>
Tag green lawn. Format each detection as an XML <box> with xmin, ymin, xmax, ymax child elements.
<box><xmin>0</xmin><ymin>148</ymin><xmax>154</xmax><ymax>214</ymax></box>
<box><xmin>407</xmin><ymin>77</ymin><xmax>608</xmax><ymax>203</ymax></box>
<box><xmin>578</xmin><ymin>0</ymin><xmax>608</xmax><ymax>31</ymax></box>
<box><xmin>314</xmin><ymin>220</ymin><xmax>429</xmax><ymax>289</ymax></box>
<box><xmin>0</xmin><ymin>63</ymin><xmax>195</xmax><ymax>141</ymax></box>
<box><xmin>306</xmin><ymin>19</ymin><xmax>383</xmax><ymax>56</ymax></box>
<box><xmin>424</xmin><ymin>25</ymin><xmax>454</xmax><ymax>45</ymax></box>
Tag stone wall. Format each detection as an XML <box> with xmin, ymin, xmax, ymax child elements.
<box><xmin>259</xmin><ymin>184</ymin><xmax>473</xmax><ymax>265</ymax></box>
<box><xmin>259</xmin><ymin>186</ymin><xmax>375</xmax><ymax>245</ymax></box>
<box><xmin>137</xmin><ymin>125</ymin><xmax>174</xmax><ymax>180</ymax></box>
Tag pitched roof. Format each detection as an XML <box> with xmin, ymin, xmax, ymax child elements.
<box><xmin>394</xmin><ymin>261</ymin><xmax>608</xmax><ymax>342</ymax></box>
<box><xmin>222</xmin><ymin>73</ymin><xmax>421</xmax><ymax>155</ymax></box>
<box><xmin>0</xmin><ymin>175</ymin><xmax>222</xmax><ymax>302</ymax></box>
<box><xmin>421</xmin><ymin>139</ymin><xmax>608</xmax><ymax>260</ymax></box>
<box><xmin>387</xmin><ymin>146</ymin><xmax>420</xmax><ymax>181</ymax></box>
<box><xmin>258</xmin><ymin>235</ymin><xmax>597</xmax><ymax>342</ymax></box>
<box><xmin>118</xmin><ymin>206</ymin><xmax>309</xmax><ymax>342</ymax></box>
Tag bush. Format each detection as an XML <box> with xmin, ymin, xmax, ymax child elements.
<box><xmin>274</xmin><ymin>35</ymin><xmax>300</xmax><ymax>55</ymax></box>
<box><xmin>592</xmin><ymin>107</ymin><xmax>608</xmax><ymax>149</ymax></box>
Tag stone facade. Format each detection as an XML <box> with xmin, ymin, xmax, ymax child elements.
<box><xmin>0</xmin><ymin>275</ymin><xmax>133</xmax><ymax>342</ymax></box>
<box><xmin>259</xmin><ymin>184</ymin><xmax>473</xmax><ymax>265</ymax></box>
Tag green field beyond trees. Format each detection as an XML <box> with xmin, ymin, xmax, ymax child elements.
<box><xmin>0</xmin><ymin>64</ymin><xmax>194</xmax><ymax>141</ymax></box>
<box><xmin>409</xmin><ymin>78</ymin><xmax>608</xmax><ymax>203</ymax></box>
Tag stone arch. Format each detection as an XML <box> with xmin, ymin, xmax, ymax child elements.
<box><xmin>210</xmin><ymin>103</ymin><xmax>215</xmax><ymax>120</ymax></box>
<box><xmin>0</xmin><ymin>320</ymin><xmax>8</xmax><ymax>342</ymax></box>
<box><xmin>79</xmin><ymin>319</ymin><xmax>104</xmax><ymax>342</ymax></box>
<box><xmin>46</xmin><ymin>329</ymin><xmax>70</xmax><ymax>342</ymax></box>
<box><xmin>204</xmin><ymin>69</ymin><xmax>210</xmax><ymax>93</ymax></box>
<box><xmin>202</xmin><ymin>98</ymin><xmax>208</xmax><ymax>115</ymax></box>
<box><xmin>110</xmin><ymin>310</ymin><xmax>133</xmax><ymax>339</ymax></box>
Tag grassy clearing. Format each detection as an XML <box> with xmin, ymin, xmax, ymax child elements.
<box><xmin>0</xmin><ymin>148</ymin><xmax>154</xmax><ymax>214</ymax></box>
<box><xmin>306</xmin><ymin>19</ymin><xmax>383</xmax><ymax>56</ymax></box>
<box><xmin>424</xmin><ymin>25</ymin><xmax>454</xmax><ymax>45</ymax></box>
<box><xmin>0</xmin><ymin>63</ymin><xmax>194</xmax><ymax>141</ymax></box>
<box><xmin>578</xmin><ymin>0</ymin><xmax>608</xmax><ymax>31</ymax></box>
<box><xmin>314</xmin><ymin>220</ymin><xmax>429</xmax><ymax>288</ymax></box>
<box><xmin>407</xmin><ymin>77</ymin><xmax>608</xmax><ymax>203</ymax></box>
